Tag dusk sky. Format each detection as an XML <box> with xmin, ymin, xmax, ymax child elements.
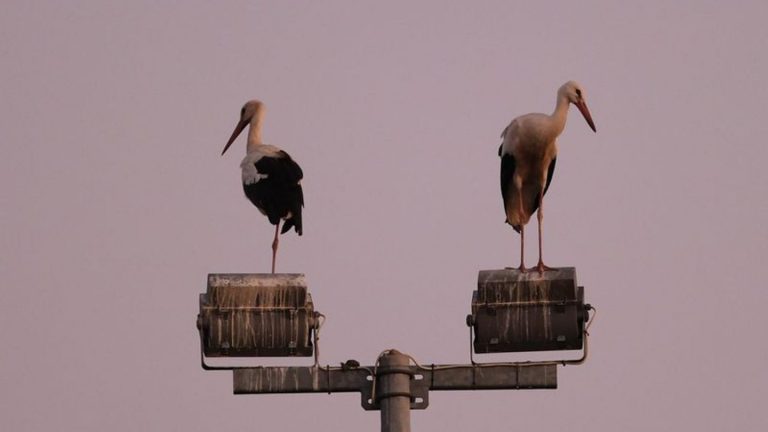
<box><xmin>2</xmin><ymin>1</ymin><xmax>767</xmax><ymax>431</ymax></box>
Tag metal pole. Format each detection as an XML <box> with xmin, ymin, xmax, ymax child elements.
<box><xmin>378</xmin><ymin>350</ymin><xmax>411</xmax><ymax>432</ymax></box>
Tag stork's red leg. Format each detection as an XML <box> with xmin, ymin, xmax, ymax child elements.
<box><xmin>536</xmin><ymin>192</ymin><xmax>553</xmax><ymax>274</ymax></box>
<box><xmin>517</xmin><ymin>191</ymin><xmax>526</xmax><ymax>272</ymax></box>
<box><xmin>271</xmin><ymin>222</ymin><xmax>280</xmax><ymax>274</ymax></box>
<box><xmin>519</xmin><ymin>224</ymin><xmax>526</xmax><ymax>272</ymax></box>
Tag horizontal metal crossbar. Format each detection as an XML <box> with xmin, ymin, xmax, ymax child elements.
<box><xmin>232</xmin><ymin>363</ymin><xmax>556</xmax><ymax>410</ymax></box>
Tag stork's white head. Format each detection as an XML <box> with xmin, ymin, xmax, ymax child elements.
<box><xmin>559</xmin><ymin>81</ymin><xmax>596</xmax><ymax>132</ymax></box>
<box><xmin>221</xmin><ymin>100</ymin><xmax>265</xmax><ymax>155</ymax></box>
<box><xmin>240</xmin><ymin>100</ymin><xmax>265</xmax><ymax>122</ymax></box>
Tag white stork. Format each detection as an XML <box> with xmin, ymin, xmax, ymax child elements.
<box><xmin>221</xmin><ymin>100</ymin><xmax>304</xmax><ymax>274</ymax></box>
<box><xmin>499</xmin><ymin>81</ymin><xmax>596</xmax><ymax>273</ymax></box>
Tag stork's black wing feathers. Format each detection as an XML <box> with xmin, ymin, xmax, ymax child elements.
<box><xmin>243</xmin><ymin>150</ymin><xmax>304</xmax><ymax>235</ymax></box>
<box><xmin>499</xmin><ymin>148</ymin><xmax>518</xmax><ymax>231</ymax></box>
<box><xmin>543</xmin><ymin>156</ymin><xmax>556</xmax><ymax>196</ymax></box>
<box><xmin>255</xmin><ymin>151</ymin><xmax>303</xmax><ymax>183</ymax></box>
<box><xmin>280</xmin><ymin>183</ymin><xmax>303</xmax><ymax>235</ymax></box>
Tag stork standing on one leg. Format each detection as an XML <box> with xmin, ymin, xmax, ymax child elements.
<box><xmin>499</xmin><ymin>81</ymin><xmax>596</xmax><ymax>274</ymax></box>
<box><xmin>221</xmin><ymin>100</ymin><xmax>304</xmax><ymax>274</ymax></box>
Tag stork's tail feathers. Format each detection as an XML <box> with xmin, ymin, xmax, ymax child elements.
<box><xmin>281</xmin><ymin>213</ymin><xmax>303</xmax><ymax>236</ymax></box>
<box><xmin>281</xmin><ymin>220</ymin><xmax>293</xmax><ymax>234</ymax></box>
<box><xmin>281</xmin><ymin>219</ymin><xmax>303</xmax><ymax>235</ymax></box>
<box><xmin>504</xmin><ymin>218</ymin><xmax>522</xmax><ymax>234</ymax></box>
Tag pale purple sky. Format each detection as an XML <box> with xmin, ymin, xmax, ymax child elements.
<box><xmin>2</xmin><ymin>1</ymin><xmax>767</xmax><ymax>431</ymax></box>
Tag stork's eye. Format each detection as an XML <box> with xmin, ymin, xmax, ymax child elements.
<box><xmin>575</xmin><ymin>89</ymin><xmax>582</xmax><ymax>97</ymax></box>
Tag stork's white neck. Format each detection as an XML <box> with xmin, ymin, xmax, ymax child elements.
<box><xmin>551</xmin><ymin>93</ymin><xmax>570</xmax><ymax>137</ymax></box>
<box><xmin>246</xmin><ymin>114</ymin><xmax>264</xmax><ymax>153</ymax></box>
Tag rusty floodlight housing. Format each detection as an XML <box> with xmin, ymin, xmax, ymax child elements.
<box><xmin>197</xmin><ymin>274</ymin><xmax>319</xmax><ymax>358</ymax></box>
<box><xmin>469</xmin><ymin>267</ymin><xmax>589</xmax><ymax>353</ymax></box>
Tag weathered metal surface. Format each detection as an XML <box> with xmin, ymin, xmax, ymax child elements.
<box><xmin>233</xmin><ymin>363</ymin><xmax>556</xmax><ymax>410</ymax></box>
<box><xmin>207</xmin><ymin>273</ymin><xmax>307</xmax><ymax>306</ymax></box>
<box><xmin>199</xmin><ymin>273</ymin><xmax>315</xmax><ymax>357</ymax></box>
<box><xmin>233</xmin><ymin>367</ymin><xmax>370</xmax><ymax>394</ymax></box>
<box><xmin>472</xmin><ymin>267</ymin><xmax>587</xmax><ymax>353</ymax></box>
<box><xmin>427</xmin><ymin>364</ymin><xmax>558</xmax><ymax>389</ymax></box>
<box><xmin>378</xmin><ymin>351</ymin><xmax>411</xmax><ymax>432</ymax></box>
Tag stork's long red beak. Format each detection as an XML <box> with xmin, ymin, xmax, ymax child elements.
<box><xmin>575</xmin><ymin>100</ymin><xmax>597</xmax><ymax>132</ymax></box>
<box><xmin>221</xmin><ymin>118</ymin><xmax>248</xmax><ymax>155</ymax></box>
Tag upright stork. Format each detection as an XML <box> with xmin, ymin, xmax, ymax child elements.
<box><xmin>499</xmin><ymin>81</ymin><xmax>596</xmax><ymax>273</ymax></box>
<box><xmin>221</xmin><ymin>100</ymin><xmax>304</xmax><ymax>274</ymax></box>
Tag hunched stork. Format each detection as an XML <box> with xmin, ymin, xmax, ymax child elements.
<box><xmin>499</xmin><ymin>81</ymin><xmax>596</xmax><ymax>273</ymax></box>
<box><xmin>221</xmin><ymin>100</ymin><xmax>304</xmax><ymax>274</ymax></box>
